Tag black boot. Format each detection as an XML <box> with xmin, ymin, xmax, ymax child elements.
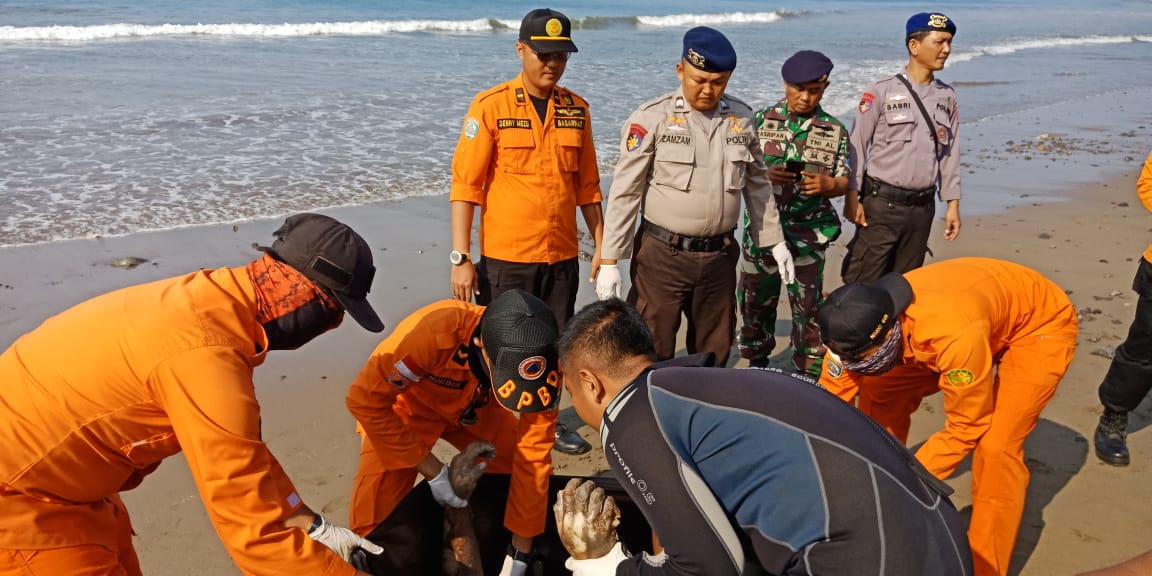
<box><xmin>553</xmin><ymin>423</ymin><xmax>592</xmax><ymax>455</ymax></box>
<box><xmin>1094</xmin><ymin>408</ymin><xmax>1130</xmax><ymax>466</ymax></box>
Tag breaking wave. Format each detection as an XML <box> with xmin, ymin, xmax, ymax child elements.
<box><xmin>951</xmin><ymin>34</ymin><xmax>1152</xmax><ymax>63</ymax></box>
<box><xmin>0</xmin><ymin>11</ymin><xmax>800</xmax><ymax>42</ymax></box>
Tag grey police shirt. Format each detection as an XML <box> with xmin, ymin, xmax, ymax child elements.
<box><xmin>602</xmin><ymin>89</ymin><xmax>785</xmax><ymax>261</ymax></box>
<box><xmin>849</xmin><ymin>71</ymin><xmax>961</xmax><ymax>201</ymax></box>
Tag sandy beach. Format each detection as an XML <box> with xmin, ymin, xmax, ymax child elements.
<box><xmin>3</xmin><ymin>144</ymin><xmax>1152</xmax><ymax>575</ymax></box>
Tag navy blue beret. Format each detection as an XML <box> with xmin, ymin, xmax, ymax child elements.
<box><xmin>781</xmin><ymin>50</ymin><xmax>833</xmax><ymax>84</ymax></box>
<box><xmin>682</xmin><ymin>26</ymin><xmax>737</xmax><ymax>73</ymax></box>
<box><xmin>906</xmin><ymin>12</ymin><xmax>956</xmax><ymax>37</ymax></box>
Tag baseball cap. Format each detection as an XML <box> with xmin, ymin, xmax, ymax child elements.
<box><xmin>817</xmin><ymin>273</ymin><xmax>913</xmax><ymax>358</ymax></box>
<box><xmin>682</xmin><ymin>26</ymin><xmax>737</xmax><ymax>73</ymax></box>
<box><xmin>906</xmin><ymin>12</ymin><xmax>956</xmax><ymax>38</ymax></box>
<box><xmin>259</xmin><ymin>213</ymin><xmax>385</xmax><ymax>333</ymax></box>
<box><xmin>481</xmin><ymin>290</ymin><xmax>560</xmax><ymax>414</ymax></box>
<box><xmin>519</xmin><ymin>8</ymin><xmax>578</xmax><ymax>54</ymax></box>
<box><xmin>781</xmin><ymin>50</ymin><xmax>833</xmax><ymax>85</ymax></box>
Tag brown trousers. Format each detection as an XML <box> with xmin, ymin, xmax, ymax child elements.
<box><xmin>627</xmin><ymin>229</ymin><xmax>739</xmax><ymax>366</ymax></box>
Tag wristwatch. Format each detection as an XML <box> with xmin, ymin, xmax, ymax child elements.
<box><xmin>507</xmin><ymin>543</ymin><xmax>532</xmax><ymax>564</ymax></box>
<box><xmin>308</xmin><ymin>513</ymin><xmax>324</xmax><ymax>535</ymax></box>
<box><xmin>449</xmin><ymin>250</ymin><xmax>470</xmax><ymax>266</ymax></box>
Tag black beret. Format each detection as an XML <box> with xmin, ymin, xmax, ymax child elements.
<box><xmin>781</xmin><ymin>50</ymin><xmax>833</xmax><ymax>84</ymax></box>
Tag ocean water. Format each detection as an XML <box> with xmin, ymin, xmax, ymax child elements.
<box><xmin>2</xmin><ymin>0</ymin><xmax>1151</xmax><ymax>247</ymax></box>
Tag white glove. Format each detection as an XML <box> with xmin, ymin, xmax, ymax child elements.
<box><xmin>499</xmin><ymin>554</ymin><xmax>529</xmax><ymax>576</ymax></box>
<box><xmin>595</xmin><ymin>264</ymin><xmax>623</xmax><ymax>300</ymax></box>
<box><xmin>564</xmin><ymin>541</ymin><xmax>629</xmax><ymax>576</ymax></box>
<box><xmin>771</xmin><ymin>242</ymin><xmax>796</xmax><ymax>285</ymax></box>
<box><xmin>306</xmin><ymin>514</ymin><xmax>384</xmax><ymax>562</ymax></box>
<box><xmin>429</xmin><ymin>464</ymin><xmax>468</xmax><ymax>508</ymax></box>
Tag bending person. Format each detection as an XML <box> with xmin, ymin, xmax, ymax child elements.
<box><xmin>0</xmin><ymin>213</ymin><xmax>384</xmax><ymax>575</ymax></box>
<box><xmin>552</xmin><ymin>298</ymin><xmax>973</xmax><ymax>575</ymax></box>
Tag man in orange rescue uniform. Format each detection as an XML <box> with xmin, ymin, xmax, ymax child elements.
<box><xmin>449</xmin><ymin>7</ymin><xmax>599</xmax><ymax>456</ymax></box>
<box><xmin>0</xmin><ymin>213</ymin><xmax>386</xmax><ymax>576</ymax></box>
<box><xmin>347</xmin><ymin>289</ymin><xmax>561</xmax><ymax>576</ymax></box>
<box><xmin>816</xmin><ymin>257</ymin><xmax>1078</xmax><ymax>576</ymax></box>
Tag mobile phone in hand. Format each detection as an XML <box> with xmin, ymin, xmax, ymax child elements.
<box><xmin>785</xmin><ymin>160</ymin><xmax>805</xmax><ymax>180</ymax></box>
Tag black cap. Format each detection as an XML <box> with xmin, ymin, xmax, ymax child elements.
<box><xmin>682</xmin><ymin>26</ymin><xmax>737</xmax><ymax>73</ymax></box>
<box><xmin>260</xmin><ymin>213</ymin><xmax>384</xmax><ymax>333</ymax></box>
<box><xmin>481</xmin><ymin>290</ymin><xmax>560</xmax><ymax>414</ymax></box>
<box><xmin>817</xmin><ymin>273</ymin><xmax>913</xmax><ymax>357</ymax></box>
<box><xmin>519</xmin><ymin>8</ymin><xmax>578</xmax><ymax>54</ymax></box>
<box><xmin>906</xmin><ymin>12</ymin><xmax>956</xmax><ymax>38</ymax></box>
<box><xmin>781</xmin><ymin>50</ymin><xmax>833</xmax><ymax>85</ymax></box>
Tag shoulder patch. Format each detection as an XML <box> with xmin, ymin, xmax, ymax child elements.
<box><xmin>394</xmin><ymin>355</ymin><xmax>426</xmax><ymax>382</ymax></box>
<box><xmin>943</xmin><ymin>369</ymin><xmax>975</xmax><ymax>387</ymax></box>
<box><xmin>626</xmin><ymin>123</ymin><xmax>648</xmax><ymax>152</ymax></box>
<box><xmin>827</xmin><ymin>358</ymin><xmax>843</xmax><ymax>378</ymax></box>
<box><xmin>858</xmin><ymin>92</ymin><xmax>875</xmax><ymax>113</ymax></box>
<box><xmin>464</xmin><ymin>117</ymin><xmax>480</xmax><ymax>139</ymax></box>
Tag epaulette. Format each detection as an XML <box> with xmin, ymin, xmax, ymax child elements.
<box><xmin>721</xmin><ymin>94</ymin><xmax>753</xmax><ymax>113</ymax></box>
<box><xmin>637</xmin><ymin>92</ymin><xmax>677</xmax><ymax>111</ymax></box>
<box><xmin>473</xmin><ymin>82</ymin><xmax>510</xmax><ymax>104</ymax></box>
<box><xmin>934</xmin><ymin>77</ymin><xmax>955</xmax><ymax>91</ymax></box>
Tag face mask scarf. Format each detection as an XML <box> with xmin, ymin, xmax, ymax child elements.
<box><xmin>842</xmin><ymin>319</ymin><xmax>904</xmax><ymax>376</ymax></box>
<box><xmin>247</xmin><ymin>253</ymin><xmax>344</xmax><ymax>351</ymax></box>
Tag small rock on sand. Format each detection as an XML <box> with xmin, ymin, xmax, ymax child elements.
<box><xmin>108</xmin><ymin>256</ymin><xmax>149</xmax><ymax>270</ymax></box>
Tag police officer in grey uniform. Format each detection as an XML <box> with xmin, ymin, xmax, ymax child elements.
<box><xmin>842</xmin><ymin>12</ymin><xmax>961</xmax><ymax>283</ymax></box>
<box><xmin>595</xmin><ymin>26</ymin><xmax>792</xmax><ymax>367</ymax></box>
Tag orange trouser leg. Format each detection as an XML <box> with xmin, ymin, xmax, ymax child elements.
<box><xmin>0</xmin><ymin>497</ymin><xmax>140</xmax><ymax>576</ymax></box>
<box><xmin>967</xmin><ymin>332</ymin><xmax>1074</xmax><ymax>576</ymax></box>
<box><xmin>856</xmin><ymin>363</ymin><xmax>939</xmax><ymax>443</ymax></box>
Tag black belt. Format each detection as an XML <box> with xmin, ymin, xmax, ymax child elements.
<box><xmin>863</xmin><ymin>175</ymin><xmax>935</xmax><ymax>207</ymax></box>
<box><xmin>642</xmin><ymin>220</ymin><xmax>730</xmax><ymax>252</ymax></box>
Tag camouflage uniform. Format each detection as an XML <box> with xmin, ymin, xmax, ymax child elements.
<box><xmin>739</xmin><ymin>100</ymin><xmax>850</xmax><ymax>376</ymax></box>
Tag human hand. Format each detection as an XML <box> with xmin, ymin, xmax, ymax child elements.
<box><xmin>554</xmin><ymin>478</ymin><xmax>620</xmax><ymax>560</ymax></box>
<box><xmin>844</xmin><ymin>194</ymin><xmax>867</xmax><ymax>227</ymax></box>
<box><xmin>307</xmin><ymin>514</ymin><xmax>384</xmax><ymax>562</ymax></box>
<box><xmin>770</xmin><ymin>242</ymin><xmax>796</xmax><ymax>285</ymax></box>
<box><xmin>449</xmin><ymin>441</ymin><xmax>496</xmax><ymax>500</ymax></box>
<box><xmin>768</xmin><ymin>164</ymin><xmax>799</xmax><ymax>186</ymax></box>
<box><xmin>799</xmin><ymin>173</ymin><xmax>833</xmax><ymax>196</ymax></box>
<box><xmin>429</xmin><ymin>464</ymin><xmax>469</xmax><ymax>508</ymax></box>
<box><xmin>451</xmin><ymin>261</ymin><xmax>478</xmax><ymax>302</ymax></box>
<box><xmin>595</xmin><ymin>264</ymin><xmax>622</xmax><ymax>300</ymax></box>
<box><xmin>943</xmin><ymin>201</ymin><xmax>961</xmax><ymax>241</ymax></box>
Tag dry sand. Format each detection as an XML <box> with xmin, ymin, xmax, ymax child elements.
<box><xmin>3</xmin><ymin>158</ymin><xmax>1152</xmax><ymax>574</ymax></box>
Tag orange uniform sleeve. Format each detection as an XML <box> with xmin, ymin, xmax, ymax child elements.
<box><xmin>914</xmin><ymin>325</ymin><xmax>996</xmax><ymax>480</ymax></box>
<box><xmin>1137</xmin><ymin>150</ymin><xmax>1152</xmax><ymax>214</ymax></box>
<box><xmin>817</xmin><ymin>351</ymin><xmax>866</xmax><ymax>403</ymax></box>
<box><xmin>576</xmin><ymin>103</ymin><xmax>603</xmax><ymax>207</ymax></box>
<box><xmin>150</xmin><ymin>347</ymin><xmax>351</xmax><ymax>576</ymax></box>
<box><xmin>449</xmin><ymin>98</ymin><xmax>496</xmax><ymax>205</ymax></box>
<box><xmin>346</xmin><ymin>333</ymin><xmax>450</xmax><ymax>471</ymax></box>
<box><xmin>504</xmin><ymin>409</ymin><xmax>556</xmax><ymax>538</ymax></box>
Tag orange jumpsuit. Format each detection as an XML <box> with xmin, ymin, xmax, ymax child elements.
<box><xmin>450</xmin><ymin>73</ymin><xmax>602</xmax><ymax>264</ymax></box>
<box><xmin>819</xmin><ymin>257</ymin><xmax>1077</xmax><ymax>576</ymax></box>
<box><xmin>0</xmin><ymin>267</ymin><xmax>353</xmax><ymax>576</ymax></box>
<box><xmin>346</xmin><ymin>300</ymin><xmax>555</xmax><ymax>539</ymax></box>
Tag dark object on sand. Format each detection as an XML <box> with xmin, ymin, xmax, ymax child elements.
<box><xmin>108</xmin><ymin>256</ymin><xmax>149</xmax><ymax>270</ymax></box>
<box><xmin>350</xmin><ymin>474</ymin><xmax>654</xmax><ymax>576</ymax></box>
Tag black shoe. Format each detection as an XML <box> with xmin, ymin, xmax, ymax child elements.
<box><xmin>1094</xmin><ymin>408</ymin><xmax>1130</xmax><ymax>466</ymax></box>
<box><xmin>554</xmin><ymin>423</ymin><xmax>592</xmax><ymax>455</ymax></box>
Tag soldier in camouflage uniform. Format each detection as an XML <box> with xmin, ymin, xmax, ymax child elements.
<box><xmin>739</xmin><ymin>51</ymin><xmax>852</xmax><ymax>376</ymax></box>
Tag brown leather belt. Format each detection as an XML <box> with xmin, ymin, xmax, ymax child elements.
<box><xmin>864</xmin><ymin>175</ymin><xmax>935</xmax><ymax>207</ymax></box>
<box><xmin>642</xmin><ymin>220</ymin><xmax>730</xmax><ymax>252</ymax></box>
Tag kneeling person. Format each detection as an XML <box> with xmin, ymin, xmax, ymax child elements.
<box><xmin>346</xmin><ymin>290</ymin><xmax>563</xmax><ymax>576</ymax></box>
<box><xmin>553</xmin><ymin>299</ymin><xmax>973</xmax><ymax>575</ymax></box>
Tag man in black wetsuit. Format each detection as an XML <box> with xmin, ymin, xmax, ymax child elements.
<box><xmin>551</xmin><ymin>298</ymin><xmax>974</xmax><ymax>576</ymax></box>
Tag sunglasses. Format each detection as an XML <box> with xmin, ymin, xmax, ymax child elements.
<box><xmin>520</xmin><ymin>43</ymin><xmax>571</xmax><ymax>64</ymax></box>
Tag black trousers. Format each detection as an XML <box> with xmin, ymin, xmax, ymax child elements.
<box><xmin>1099</xmin><ymin>257</ymin><xmax>1152</xmax><ymax>412</ymax></box>
<box><xmin>476</xmin><ymin>256</ymin><xmax>579</xmax><ymax>330</ymax></box>
<box><xmin>841</xmin><ymin>195</ymin><xmax>935</xmax><ymax>283</ymax></box>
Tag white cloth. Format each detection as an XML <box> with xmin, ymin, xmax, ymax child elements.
<box><xmin>595</xmin><ymin>264</ymin><xmax>623</xmax><ymax>300</ymax></box>
<box><xmin>499</xmin><ymin>554</ymin><xmax>529</xmax><ymax>576</ymax></box>
<box><xmin>307</xmin><ymin>514</ymin><xmax>384</xmax><ymax>561</ymax></box>
<box><xmin>771</xmin><ymin>242</ymin><xmax>796</xmax><ymax>285</ymax></box>
<box><xmin>563</xmin><ymin>542</ymin><xmax>629</xmax><ymax>576</ymax></box>
<box><xmin>429</xmin><ymin>464</ymin><xmax>468</xmax><ymax>508</ymax></box>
